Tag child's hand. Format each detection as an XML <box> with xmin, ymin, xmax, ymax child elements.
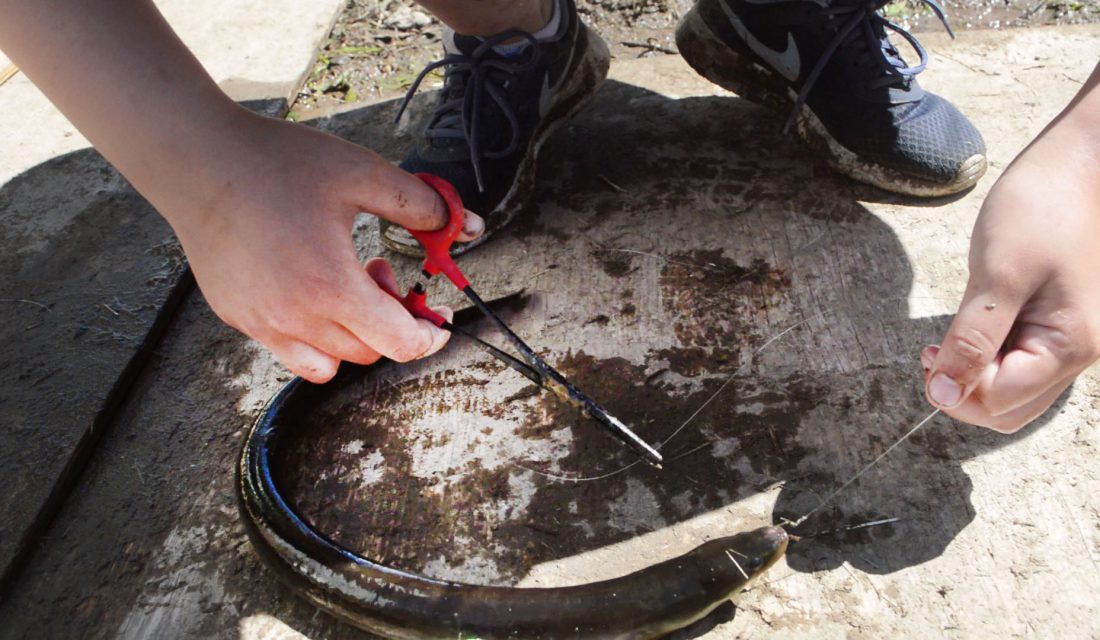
<box><xmin>162</xmin><ymin>110</ymin><xmax>483</xmax><ymax>382</ymax></box>
<box><xmin>1</xmin><ymin>0</ymin><xmax>483</xmax><ymax>383</ymax></box>
<box><xmin>922</xmin><ymin>67</ymin><xmax>1100</xmax><ymax>431</ymax></box>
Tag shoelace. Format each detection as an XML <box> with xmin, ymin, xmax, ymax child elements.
<box><xmin>784</xmin><ymin>0</ymin><xmax>954</xmax><ymax>133</ymax></box>
<box><xmin>395</xmin><ymin>30</ymin><xmax>541</xmax><ymax>192</ymax></box>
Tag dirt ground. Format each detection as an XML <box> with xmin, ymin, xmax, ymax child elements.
<box><xmin>287</xmin><ymin>0</ymin><xmax>1100</xmax><ymax>119</ymax></box>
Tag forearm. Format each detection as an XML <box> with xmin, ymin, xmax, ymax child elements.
<box><xmin>1060</xmin><ymin>60</ymin><xmax>1100</xmax><ymax>136</ymax></box>
<box><xmin>0</xmin><ymin>0</ymin><xmax>245</xmax><ymax>222</ymax></box>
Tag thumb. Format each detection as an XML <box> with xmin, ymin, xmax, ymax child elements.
<box><xmin>926</xmin><ymin>285</ymin><xmax>1025</xmax><ymax>409</ymax></box>
<box><xmin>350</xmin><ymin>154</ymin><xmax>485</xmax><ymax>240</ymax></box>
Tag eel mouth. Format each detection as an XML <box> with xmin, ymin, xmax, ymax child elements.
<box><xmin>761</xmin><ymin>525</ymin><xmax>790</xmax><ymax>570</ymax></box>
<box><xmin>764</xmin><ymin>525</ymin><xmax>790</xmax><ymax>547</ymax></box>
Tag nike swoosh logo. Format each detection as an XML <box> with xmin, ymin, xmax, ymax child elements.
<box><xmin>718</xmin><ymin>0</ymin><xmax>801</xmax><ymax>82</ymax></box>
<box><xmin>538</xmin><ymin>72</ymin><xmax>556</xmax><ymax>118</ymax></box>
<box><xmin>538</xmin><ymin>32</ymin><xmax>578</xmax><ymax>118</ymax></box>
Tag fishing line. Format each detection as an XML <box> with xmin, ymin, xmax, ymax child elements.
<box><xmin>656</xmin><ymin>319</ymin><xmax>808</xmax><ymax>451</ymax></box>
<box><xmin>515</xmin><ymin>318</ymin><xmax>809</xmax><ymax>482</ymax></box>
<box><xmin>783</xmin><ymin>408</ymin><xmax>941</xmax><ymax>528</ymax></box>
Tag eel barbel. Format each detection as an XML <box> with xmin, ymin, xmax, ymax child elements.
<box><xmin>239</xmin><ymin>377</ymin><xmax>788</xmax><ymax>639</ymax></box>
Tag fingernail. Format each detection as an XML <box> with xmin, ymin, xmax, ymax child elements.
<box><xmin>415</xmin><ymin>329</ymin><xmax>443</xmax><ymax>360</ymax></box>
<box><xmin>434</xmin><ymin>305</ymin><xmax>455</xmax><ymax>323</ymax></box>
<box><xmin>463</xmin><ymin>210</ymin><xmax>484</xmax><ymax>237</ymax></box>
<box><xmin>928</xmin><ymin>372</ymin><xmax>963</xmax><ymax>408</ymax></box>
<box><xmin>417</xmin><ymin>310</ymin><xmax>453</xmax><ymax>359</ymax></box>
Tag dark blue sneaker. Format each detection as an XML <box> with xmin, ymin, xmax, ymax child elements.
<box><xmin>676</xmin><ymin>0</ymin><xmax>987</xmax><ymax>196</ymax></box>
<box><xmin>382</xmin><ymin>0</ymin><xmax>610</xmax><ymax>256</ymax></box>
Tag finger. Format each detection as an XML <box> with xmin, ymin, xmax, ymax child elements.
<box><xmin>456</xmin><ymin>209</ymin><xmax>485</xmax><ymax>243</ymax></box>
<box><xmin>920</xmin><ymin>344</ymin><xmax>939</xmax><ymax>374</ymax></box>
<box><xmin>926</xmin><ymin>289</ymin><xmax>1028</xmax><ymax>409</ymax></box>
<box><xmin>420</xmin><ymin>305</ymin><xmax>454</xmax><ymax>358</ymax></box>
<box><xmin>357</xmin><ymin>285</ymin><xmax>444</xmax><ymax>362</ymax></box>
<box><xmin>967</xmin><ymin>323</ymin><xmax>1077</xmax><ymax>416</ymax></box>
<box><xmin>349</xmin><ymin>155</ymin><xmax>484</xmax><ymax>242</ymax></box>
<box><xmin>313</xmin><ymin>322</ymin><xmax>383</xmax><ymax>366</ymax></box>
<box><xmin>361</xmin><ymin>258</ymin><xmax>455</xmax><ymax>360</ymax></box>
<box><xmin>364</xmin><ymin>257</ymin><xmax>399</xmax><ymax>294</ymax></box>
<box><xmin>939</xmin><ymin>373</ymin><xmax>1074</xmax><ymax>433</ymax></box>
<box><xmin>923</xmin><ymin>336</ymin><xmax>1067</xmax><ymax>419</ymax></box>
<box><xmin>268</xmin><ymin>337</ymin><xmax>341</xmax><ymax>383</ymax></box>
<box><xmin>338</xmin><ymin>261</ymin><xmax>448</xmax><ymax>362</ymax></box>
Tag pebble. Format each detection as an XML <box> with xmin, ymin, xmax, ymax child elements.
<box><xmin>385</xmin><ymin>7</ymin><xmax>433</xmax><ymax>31</ymax></box>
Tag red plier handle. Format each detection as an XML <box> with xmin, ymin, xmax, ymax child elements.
<box><xmin>408</xmin><ymin>173</ymin><xmax>470</xmax><ymax>290</ymax></box>
<box><xmin>378</xmin><ymin>174</ymin><xmax>471</xmax><ymax>327</ymax></box>
<box><xmin>381</xmin><ymin>280</ymin><xmax>447</xmax><ymax>327</ymax></box>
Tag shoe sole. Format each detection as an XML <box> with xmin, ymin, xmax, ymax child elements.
<box><xmin>382</xmin><ymin>25</ymin><xmax>612</xmax><ymax>257</ymax></box>
<box><xmin>675</xmin><ymin>5</ymin><xmax>987</xmax><ymax>198</ymax></box>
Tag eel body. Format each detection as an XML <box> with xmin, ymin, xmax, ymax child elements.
<box><xmin>239</xmin><ymin>376</ymin><xmax>788</xmax><ymax>639</ymax></box>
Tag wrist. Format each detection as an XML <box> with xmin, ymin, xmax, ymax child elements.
<box><xmin>1012</xmin><ymin>111</ymin><xmax>1100</xmax><ymax>198</ymax></box>
<box><xmin>1019</xmin><ymin>63</ymin><xmax>1100</xmax><ymax>181</ymax></box>
<box><xmin>125</xmin><ymin>100</ymin><xmax>261</xmax><ymax>230</ymax></box>
<box><xmin>147</xmin><ymin>103</ymin><xmax>281</xmax><ymax>241</ymax></box>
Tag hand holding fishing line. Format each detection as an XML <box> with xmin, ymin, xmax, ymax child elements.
<box><xmin>923</xmin><ymin>61</ymin><xmax>1100</xmax><ymax>433</ymax></box>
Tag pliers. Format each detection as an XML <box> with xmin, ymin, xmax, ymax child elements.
<box><xmin>380</xmin><ymin>173</ymin><xmax>663</xmax><ymax>468</ymax></box>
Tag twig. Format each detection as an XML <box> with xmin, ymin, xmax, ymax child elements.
<box><xmin>1021</xmin><ymin>0</ymin><xmax>1048</xmax><ymax>19</ymax></box>
<box><xmin>0</xmin><ymin>298</ymin><xmax>49</xmax><ymax>311</ymax></box>
<box><xmin>767</xmin><ymin>425</ymin><xmax>784</xmax><ymax>458</ymax></box>
<box><xmin>621</xmin><ymin>41</ymin><xmax>678</xmax><ymax>56</ymax></box>
<box><xmin>598</xmin><ymin>174</ymin><xmax>626</xmax><ymax>193</ymax></box>
<box><xmin>859</xmin><ymin>554</ymin><xmax>881</xmax><ymax>571</ymax></box>
<box><xmin>936</xmin><ymin>51</ymin><xmax>999</xmax><ymax>77</ymax></box>
<box><xmin>1050</xmin><ymin>471</ymin><xmax>1100</xmax><ymax>583</ymax></box>
<box><xmin>102</xmin><ymin>303</ymin><xmax>120</xmax><ymax>317</ymax></box>
<box><xmin>725</xmin><ymin>549</ymin><xmax>750</xmax><ymax>580</ymax></box>
<box><xmin>605</xmin><ymin>247</ymin><xmax>736</xmax><ymax>276</ymax></box>
<box><xmin>0</xmin><ymin>63</ymin><xmax>18</xmax><ymax>88</ymax></box>
<box><xmin>799</xmin><ymin>517</ymin><xmax>900</xmax><ymax>538</ymax></box>
<box><xmin>31</xmin><ymin>369</ymin><xmax>58</xmax><ymax>387</ymax></box>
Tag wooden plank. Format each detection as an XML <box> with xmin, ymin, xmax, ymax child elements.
<box><xmin>0</xmin><ymin>100</ymin><xmax>284</xmax><ymax>596</ymax></box>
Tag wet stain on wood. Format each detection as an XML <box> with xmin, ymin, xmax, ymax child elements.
<box><xmin>656</xmin><ymin>249</ymin><xmax>791</xmax><ymax>376</ymax></box>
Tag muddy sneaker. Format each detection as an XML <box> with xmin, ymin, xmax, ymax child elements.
<box><xmin>382</xmin><ymin>0</ymin><xmax>610</xmax><ymax>256</ymax></box>
<box><xmin>676</xmin><ymin>0</ymin><xmax>987</xmax><ymax>197</ymax></box>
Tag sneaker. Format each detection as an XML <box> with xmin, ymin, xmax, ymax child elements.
<box><xmin>382</xmin><ymin>0</ymin><xmax>610</xmax><ymax>256</ymax></box>
<box><xmin>676</xmin><ymin>0</ymin><xmax>987</xmax><ymax>197</ymax></box>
